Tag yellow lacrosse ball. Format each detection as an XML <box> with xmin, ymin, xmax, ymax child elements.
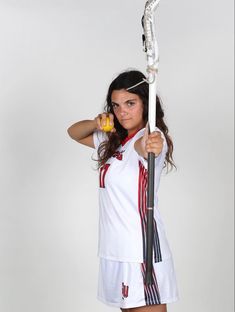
<box><xmin>102</xmin><ymin>117</ymin><xmax>114</xmax><ymax>132</ymax></box>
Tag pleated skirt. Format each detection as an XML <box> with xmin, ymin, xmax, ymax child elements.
<box><xmin>97</xmin><ymin>256</ymin><xmax>180</xmax><ymax>309</ymax></box>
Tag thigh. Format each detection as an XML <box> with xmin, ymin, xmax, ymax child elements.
<box><xmin>130</xmin><ymin>304</ymin><xmax>167</xmax><ymax>312</ymax></box>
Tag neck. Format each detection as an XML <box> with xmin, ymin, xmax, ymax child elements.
<box><xmin>127</xmin><ymin>123</ymin><xmax>145</xmax><ymax>136</ymax></box>
<box><xmin>127</xmin><ymin>128</ymin><xmax>141</xmax><ymax>137</ymax></box>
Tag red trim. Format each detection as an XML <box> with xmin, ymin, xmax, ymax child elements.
<box><xmin>121</xmin><ymin>128</ymin><xmax>143</xmax><ymax>146</ymax></box>
<box><xmin>99</xmin><ymin>164</ymin><xmax>110</xmax><ymax>188</ymax></box>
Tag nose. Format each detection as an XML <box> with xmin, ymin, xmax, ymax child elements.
<box><xmin>119</xmin><ymin>105</ymin><xmax>128</xmax><ymax>116</ymax></box>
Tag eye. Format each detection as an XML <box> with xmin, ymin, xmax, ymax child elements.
<box><xmin>111</xmin><ymin>103</ymin><xmax>118</xmax><ymax>109</ymax></box>
<box><xmin>127</xmin><ymin>101</ymin><xmax>135</xmax><ymax>106</ymax></box>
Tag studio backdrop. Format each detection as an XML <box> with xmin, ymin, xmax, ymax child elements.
<box><xmin>0</xmin><ymin>1</ymin><xmax>234</xmax><ymax>312</ymax></box>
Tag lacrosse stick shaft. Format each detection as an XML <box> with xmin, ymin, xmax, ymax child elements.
<box><xmin>142</xmin><ymin>0</ymin><xmax>161</xmax><ymax>285</ymax></box>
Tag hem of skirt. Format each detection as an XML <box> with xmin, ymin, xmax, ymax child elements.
<box><xmin>97</xmin><ymin>254</ymin><xmax>144</xmax><ymax>262</ymax></box>
<box><xmin>97</xmin><ymin>254</ymin><xmax>173</xmax><ymax>263</ymax></box>
<box><xmin>158</xmin><ymin>296</ymin><xmax>180</xmax><ymax>304</ymax></box>
<box><xmin>97</xmin><ymin>295</ymin><xmax>180</xmax><ymax>308</ymax></box>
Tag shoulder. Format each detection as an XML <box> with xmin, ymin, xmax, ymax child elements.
<box><xmin>93</xmin><ymin>130</ymin><xmax>108</xmax><ymax>150</ymax></box>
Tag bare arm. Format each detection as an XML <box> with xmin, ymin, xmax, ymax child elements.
<box><xmin>67</xmin><ymin>120</ymin><xmax>97</xmax><ymax>148</ymax></box>
<box><xmin>134</xmin><ymin>137</ymin><xmax>148</xmax><ymax>160</ymax></box>
<box><xmin>134</xmin><ymin>126</ymin><xmax>163</xmax><ymax>160</ymax></box>
<box><xmin>67</xmin><ymin>113</ymin><xmax>116</xmax><ymax>148</ymax></box>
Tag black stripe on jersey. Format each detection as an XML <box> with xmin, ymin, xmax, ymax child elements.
<box><xmin>153</xmin><ymin>218</ymin><xmax>162</xmax><ymax>262</ymax></box>
<box><xmin>141</xmin><ymin>262</ymin><xmax>161</xmax><ymax>305</ymax></box>
<box><xmin>138</xmin><ymin>161</ymin><xmax>162</xmax><ymax>263</ymax></box>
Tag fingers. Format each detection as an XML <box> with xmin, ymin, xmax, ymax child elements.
<box><xmin>146</xmin><ymin>131</ymin><xmax>162</xmax><ymax>143</ymax></box>
<box><xmin>145</xmin><ymin>131</ymin><xmax>164</xmax><ymax>156</ymax></box>
<box><xmin>100</xmin><ymin>113</ymin><xmax>108</xmax><ymax>128</ymax></box>
<box><xmin>95</xmin><ymin>113</ymin><xmax>115</xmax><ymax>132</ymax></box>
<box><xmin>95</xmin><ymin>114</ymin><xmax>102</xmax><ymax>130</ymax></box>
<box><xmin>143</xmin><ymin>122</ymin><xmax>149</xmax><ymax>142</ymax></box>
<box><xmin>108</xmin><ymin>113</ymin><xmax>114</xmax><ymax>126</ymax></box>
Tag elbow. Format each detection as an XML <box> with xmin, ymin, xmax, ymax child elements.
<box><xmin>67</xmin><ymin>126</ymin><xmax>82</xmax><ymax>143</ymax></box>
<box><xmin>67</xmin><ymin>126</ymin><xmax>75</xmax><ymax>139</ymax></box>
<box><xmin>67</xmin><ymin>127</ymin><xmax>72</xmax><ymax>137</ymax></box>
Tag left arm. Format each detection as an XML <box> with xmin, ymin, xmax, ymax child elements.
<box><xmin>134</xmin><ymin>127</ymin><xmax>164</xmax><ymax>160</ymax></box>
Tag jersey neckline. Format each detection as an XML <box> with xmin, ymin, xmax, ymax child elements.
<box><xmin>121</xmin><ymin>128</ymin><xmax>143</xmax><ymax>146</ymax></box>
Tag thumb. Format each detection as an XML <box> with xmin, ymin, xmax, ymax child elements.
<box><xmin>143</xmin><ymin>122</ymin><xmax>149</xmax><ymax>141</ymax></box>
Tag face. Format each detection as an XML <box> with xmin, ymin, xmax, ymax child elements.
<box><xmin>111</xmin><ymin>89</ymin><xmax>145</xmax><ymax>136</ymax></box>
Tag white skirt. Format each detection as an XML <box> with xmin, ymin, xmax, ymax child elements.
<box><xmin>97</xmin><ymin>257</ymin><xmax>180</xmax><ymax>309</ymax></box>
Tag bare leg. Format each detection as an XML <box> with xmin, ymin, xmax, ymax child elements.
<box><xmin>129</xmin><ymin>304</ymin><xmax>167</xmax><ymax>312</ymax></box>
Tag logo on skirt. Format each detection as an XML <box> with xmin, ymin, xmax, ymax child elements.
<box><xmin>122</xmin><ymin>282</ymin><xmax>129</xmax><ymax>299</ymax></box>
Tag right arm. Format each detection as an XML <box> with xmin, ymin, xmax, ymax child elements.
<box><xmin>67</xmin><ymin>119</ymin><xmax>97</xmax><ymax>148</ymax></box>
<box><xmin>67</xmin><ymin>113</ymin><xmax>115</xmax><ymax>148</ymax></box>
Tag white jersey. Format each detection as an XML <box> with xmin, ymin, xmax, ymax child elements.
<box><xmin>93</xmin><ymin>127</ymin><xmax>173</xmax><ymax>263</ymax></box>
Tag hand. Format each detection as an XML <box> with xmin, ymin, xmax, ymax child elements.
<box><xmin>142</xmin><ymin>122</ymin><xmax>164</xmax><ymax>158</ymax></box>
<box><xmin>94</xmin><ymin>113</ymin><xmax>116</xmax><ymax>133</ymax></box>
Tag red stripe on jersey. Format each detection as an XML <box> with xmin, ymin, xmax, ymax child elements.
<box><xmin>121</xmin><ymin>128</ymin><xmax>142</xmax><ymax>146</ymax></box>
<box><xmin>138</xmin><ymin>161</ymin><xmax>148</xmax><ymax>261</ymax></box>
<box><xmin>99</xmin><ymin>164</ymin><xmax>110</xmax><ymax>188</ymax></box>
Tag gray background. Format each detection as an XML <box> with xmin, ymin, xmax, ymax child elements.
<box><xmin>0</xmin><ymin>0</ymin><xmax>234</xmax><ymax>311</ymax></box>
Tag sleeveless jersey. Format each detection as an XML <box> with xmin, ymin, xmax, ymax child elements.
<box><xmin>93</xmin><ymin>127</ymin><xmax>173</xmax><ymax>263</ymax></box>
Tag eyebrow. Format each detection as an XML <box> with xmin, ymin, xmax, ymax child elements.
<box><xmin>111</xmin><ymin>99</ymin><xmax>137</xmax><ymax>105</ymax></box>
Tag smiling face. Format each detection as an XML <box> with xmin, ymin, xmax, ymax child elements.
<box><xmin>111</xmin><ymin>89</ymin><xmax>145</xmax><ymax>136</ymax></box>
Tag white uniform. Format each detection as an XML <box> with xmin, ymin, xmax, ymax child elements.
<box><xmin>93</xmin><ymin>127</ymin><xmax>179</xmax><ymax>309</ymax></box>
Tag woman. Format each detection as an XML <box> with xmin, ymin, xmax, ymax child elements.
<box><xmin>67</xmin><ymin>70</ymin><xmax>179</xmax><ymax>311</ymax></box>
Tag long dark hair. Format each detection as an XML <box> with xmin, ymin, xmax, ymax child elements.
<box><xmin>95</xmin><ymin>70</ymin><xmax>177</xmax><ymax>173</ymax></box>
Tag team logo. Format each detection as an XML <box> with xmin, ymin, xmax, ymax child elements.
<box><xmin>122</xmin><ymin>282</ymin><xmax>129</xmax><ymax>299</ymax></box>
<box><xmin>112</xmin><ymin>150</ymin><xmax>124</xmax><ymax>160</ymax></box>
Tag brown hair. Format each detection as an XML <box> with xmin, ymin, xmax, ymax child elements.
<box><xmin>95</xmin><ymin>70</ymin><xmax>177</xmax><ymax>173</ymax></box>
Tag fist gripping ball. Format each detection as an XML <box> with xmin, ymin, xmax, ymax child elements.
<box><xmin>102</xmin><ymin>117</ymin><xmax>114</xmax><ymax>132</ymax></box>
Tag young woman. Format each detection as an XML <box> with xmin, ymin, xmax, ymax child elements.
<box><xmin>67</xmin><ymin>70</ymin><xmax>179</xmax><ymax>311</ymax></box>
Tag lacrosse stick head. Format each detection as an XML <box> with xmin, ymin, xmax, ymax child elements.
<box><xmin>142</xmin><ymin>0</ymin><xmax>161</xmax><ymax>71</ymax></box>
<box><xmin>145</xmin><ymin>0</ymin><xmax>161</xmax><ymax>12</ymax></box>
